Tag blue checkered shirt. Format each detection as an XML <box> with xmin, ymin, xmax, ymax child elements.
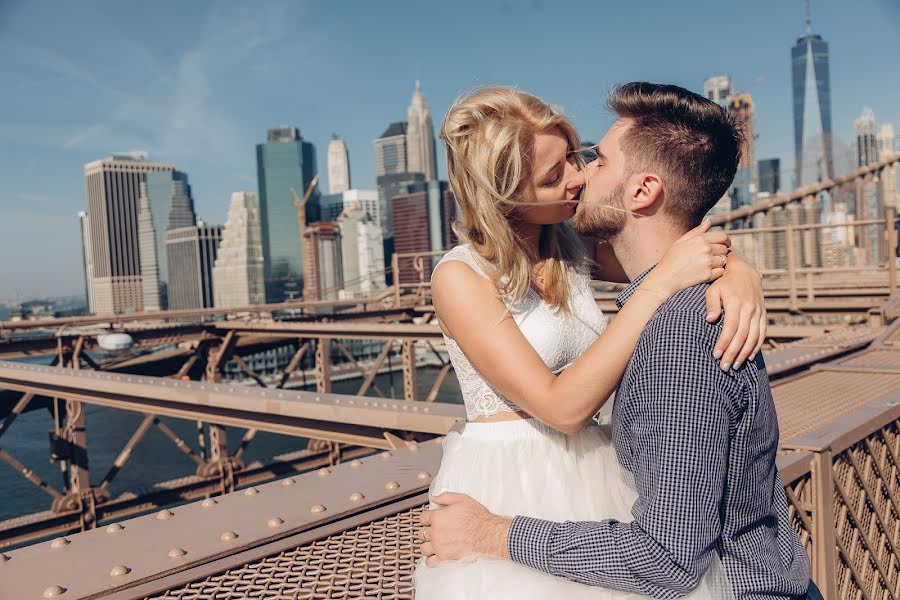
<box><xmin>508</xmin><ymin>268</ymin><xmax>810</xmax><ymax>599</ymax></box>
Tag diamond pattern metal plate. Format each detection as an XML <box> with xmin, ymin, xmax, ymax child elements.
<box><xmin>146</xmin><ymin>506</ymin><xmax>425</xmax><ymax>600</ymax></box>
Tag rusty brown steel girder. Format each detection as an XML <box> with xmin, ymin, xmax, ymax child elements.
<box><xmin>0</xmin><ymin>445</ymin><xmax>375</xmax><ymax>550</ymax></box>
<box><xmin>0</xmin><ymin>361</ymin><xmax>464</xmax><ymax>448</ymax></box>
<box><xmin>708</xmin><ymin>154</ymin><xmax>900</xmax><ymax>227</ymax></box>
<box><xmin>0</xmin><ymin>324</ymin><xmax>216</xmax><ymax>360</ymax></box>
<box><xmin>0</xmin><ymin>440</ymin><xmax>439</xmax><ymax>599</ymax></box>
<box><xmin>0</xmin><ymin>290</ymin><xmax>402</xmax><ymax>333</ymax></box>
<box><xmin>214</xmin><ymin>320</ymin><xmax>443</xmax><ymax>340</ymax></box>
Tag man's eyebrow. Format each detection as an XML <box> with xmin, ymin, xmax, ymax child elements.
<box><xmin>594</xmin><ymin>147</ymin><xmax>607</xmax><ymax>162</ymax></box>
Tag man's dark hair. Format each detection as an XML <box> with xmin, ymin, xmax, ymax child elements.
<box><xmin>608</xmin><ymin>82</ymin><xmax>744</xmax><ymax>228</ymax></box>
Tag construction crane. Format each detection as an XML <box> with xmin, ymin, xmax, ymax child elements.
<box><xmin>290</xmin><ymin>174</ymin><xmax>319</xmax><ymax>237</ymax></box>
<box><xmin>290</xmin><ymin>174</ymin><xmax>319</xmax><ymax>300</ymax></box>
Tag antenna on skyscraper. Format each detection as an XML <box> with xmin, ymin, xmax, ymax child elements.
<box><xmin>804</xmin><ymin>0</ymin><xmax>812</xmax><ymax>35</ymax></box>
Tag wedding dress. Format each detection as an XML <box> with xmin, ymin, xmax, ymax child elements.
<box><xmin>413</xmin><ymin>245</ymin><xmax>733</xmax><ymax>600</ymax></box>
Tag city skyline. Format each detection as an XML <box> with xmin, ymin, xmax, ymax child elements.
<box><xmin>2</xmin><ymin>0</ymin><xmax>900</xmax><ymax>298</ymax></box>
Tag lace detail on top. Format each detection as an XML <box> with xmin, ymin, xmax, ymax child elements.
<box><xmin>434</xmin><ymin>245</ymin><xmax>608</xmax><ymax>420</ymax></box>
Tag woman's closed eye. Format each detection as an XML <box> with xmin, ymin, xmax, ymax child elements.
<box><xmin>542</xmin><ymin>171</ymin><xmax>562</xmax><ymax>188</ymax></box>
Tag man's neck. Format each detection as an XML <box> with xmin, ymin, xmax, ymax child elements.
<box><xmin>610</xmin><ymin>219</ymin><xmax>685</xmax><ymax>281</ymax></box>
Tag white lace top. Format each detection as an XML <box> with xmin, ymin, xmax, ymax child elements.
<box><xmin>434</xmin><ymin>245</ymin><xmax>608</xmax><ymax>420</ymax></box>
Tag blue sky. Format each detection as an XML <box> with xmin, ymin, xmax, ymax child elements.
<box><xmin>1</xmin><ymin>0</ymin><xmax>898</xmax><ymax>299</ymax></box>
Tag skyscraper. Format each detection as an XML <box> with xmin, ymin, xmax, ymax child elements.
<box><xmin>213</xmin><ymin>192</ymin><xmax>265</xmax><ymax>308</ymax></box>
<box><xmin>256</xmin><ymin>126</ymin><xmax>319</xmax><ymax>302</ymax></box>
<box><xmin>337</xmin><ymin>203</ymin><xmax>386</xmax><ymax>299</ymax></box>
<box><xmin>137</xmin><ymin>170</ymin><xmax>196</xmax><ymax>311</ymax></box>
<box><xmin>392</xmin><ymin>181</ymin><xmax>457</xmax><ymax>283</ymax></box>
<box><xmin>327</xmin><ymin>134</ymin><xmax>351</xmax><ymax>194</ymax></box>
<box><xmin>855</xmin><ymin>107</ymin><xmax>878</xmax><ymax>167</ymax></box>
<box><xmin>138</xmin><ymin>189</ymin><xmax>163</xmax><ymax>312</ymax></box>
<box><xmin>406</xmin><ymin>81</ymin><xmax>438</xmax><ymax>180</ymax></box>
<box><xmin>728</xmin><ymin>93</ymin><xmax>757</xmax><ymax>210</ymax></box>
<box><xmin>791</xmin><ymin>1</ymin><xmax>834</xmax><ymax>186</ymax></box>
<box><xmin>878</xmin><ymin>123</ymin><xmax>898</xmax><ymax>210</ymax></box>
<box><xmin>375</xmin><ymin>122</ymin><xmax>408</xmax><ymax>176</ymax></box>
<box><xmin>84</xmin><ymin>153</ymin><xmax>176</xmax><ymax>315</ymax></box>
<box><xmin>77</xmin><ymin>211</ymin><xmax>95</xmax><ymax>314</ymax></box>
<box><xmin>758</xmin><ymin>159</ymin><xmax>782</xmax><ymax>196</ymax></box>
<box><xmin>317</xmin><ymin>189</ymin><xmax>380</xmax><ymax>225</ymax></box>
<box><xmin>704</xmin><ymin>75</ymin><xmax>733</xmax><ymax>108</ymax></box>
<box><xmin>166</xmin><ymin>223</ymin><xmax>222</xmax><ymax>310</ymax></box>
<box><xmin>303</xmin><ymin>222</ymin><xmax>343</xmax><ymax>301</ymax></box>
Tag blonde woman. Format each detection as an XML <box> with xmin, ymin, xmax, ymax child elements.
<box><xmin>412</xmin><ymin>87</ymin><xmax>761</xmax><ymax>598</ymax></box>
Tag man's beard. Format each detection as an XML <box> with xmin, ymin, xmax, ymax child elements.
<box><xmin>572</xmin><ymin>179</ymin><xmax>628</xmax><ymax>239</ymax></box>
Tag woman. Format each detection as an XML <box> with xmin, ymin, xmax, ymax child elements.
<box><xmin>413</xmin><ymin>87</ymin><xmax>756</xmax><ymax>598</ymax></box>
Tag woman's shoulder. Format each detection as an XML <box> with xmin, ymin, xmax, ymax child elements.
<box><xmin>434</xmin><ymin>244</ymin><xmax>490</xmax><ymax>278</ymax></box>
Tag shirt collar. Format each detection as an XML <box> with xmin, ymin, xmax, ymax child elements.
<box><xmin>616</xmin><ymin>265</ymin><xmax>657</xmax><ymax>309</ymax></box>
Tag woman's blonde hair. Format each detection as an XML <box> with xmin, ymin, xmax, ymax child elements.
<box><xmin>440</xmin><ymin>86</ymin><xmax>585</xmax><ymax>310</ymax></box>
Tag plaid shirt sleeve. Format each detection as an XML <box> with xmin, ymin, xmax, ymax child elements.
<box><xmin>508</xmin><ymin>309</ymin><xmax>738</xmax><ymax>597</ymax></box>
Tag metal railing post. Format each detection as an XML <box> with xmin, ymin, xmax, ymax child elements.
<box><xmin>402</xmin><ymin>339</ymin><xmax>417</xmax><ymax>402</ymax></box>
<box><xmin>886</xmin><ymin>209</ymin><xmax>897</xmax><ymax>296</ymax></box>
<box><xmin>810</xmin><ymin>450</ymin><xmax>838</xmax><ymax>599</ymax></box>
<box><xmin>391</xmin><ymin>253</ymin><xmax>400</xmax><ymax>307</ymax></box>
<box><xmin>316</xmin><ymin>337</ymin><xmax>332</xmax><ymax>394</ymax></box>
<box><xmin>786</xmin><ymin>224</ymin><xmax>798</xmax><ymax>311</ymax></box>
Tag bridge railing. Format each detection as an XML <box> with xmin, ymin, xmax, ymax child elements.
<box><xmin>727</xmin><ymin>212</ymin><xmax>898</xmax><ymax>308</ymax></box>
<box><xmin>1</xmin><ymin>322</ymin><xmax>897</xmax><ymax>599</ymax></box>
<box><xmin>390</xmin><ymin>250</ymin><xmax>446</xmax><ymax>306</ymax></box>
<box><xmin>389</xmin><ymin>215</ymin><xmax>898</xmax><ymax>313</ymax></box>
<box><xmin>709</xmin><ymin>154</ymin><xmax>900</xmax><ymax>229</ymax></box>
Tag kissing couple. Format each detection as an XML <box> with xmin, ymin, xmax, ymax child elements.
<box><xmin>414</xmin><ymin>83</ymin><xmax>821</xmax><ymax>600</ymax></box>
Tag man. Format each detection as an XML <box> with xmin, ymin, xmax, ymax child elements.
<box><xmin>420</xmin><ymin>83</ymin><xmax>822</xmax><ymax>599</ymax></box>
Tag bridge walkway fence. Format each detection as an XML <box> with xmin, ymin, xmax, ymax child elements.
<box><xmin>0</xmin><ymin>317</ymin><xmax>898</xmax><ymax>598</ymax></box>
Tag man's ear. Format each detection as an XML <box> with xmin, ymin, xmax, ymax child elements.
<box><xmin>628</xmin><ymin>173</ymin><xmax>664</xmax><ymax>213</ymax></box>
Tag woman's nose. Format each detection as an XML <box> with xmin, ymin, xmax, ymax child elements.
<box><xmin>566</xmin><ymin>168</ymin><xmax>586</xmax><ymax>192</ymax></box>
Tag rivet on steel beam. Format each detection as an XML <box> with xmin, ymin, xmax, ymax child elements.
<box><xmin>50</xmin><ymin>537</ymin><xmax>71</xmax><ymax>549</ymax></box>
<box><xmin>281</xmin><ymin>477</ymin><xmax>296</xmax><ymax>486</ymax></box>
<box><xmin>385</xmin><ymin>481</ymin><xmax>400</xmax><ymax>491</ymax></box>
<box><xmin>109</xmin><ymin>565</ymin><xmax>131</xmax><ymax>577</ymax></box>
<box><xmin>168</xmin><ymin>548</ymin><xmax>187</xmax><ymax>559</ymax></box>
<box><xmin>335</xmin><ymin>398</ymin><xmax>341</xmax><ymax>404</ymax></box>
<box><xmin>349</xmin><ymin>459</ymin><xmax>362</xmax><ymax>468</ymax></box>
<box><xmin>310</xmin><ymin>504</ymin><xmax>326</xmax><ymax>513</ymax></box>
<box><xmin>42</xmin><ymin>585</ymin><xmax>66</xmax><ymax>598</ymax></box>
<box><xmin>317</xmin><ymin>467</ymin><xmax>331</xmax><ymax>477</ymax></box>
<box><xmin>157</xmin><ymin>509</ymin><xmax>174</xmax><ymax>520</ymax></box>
<box><xmin>423</xmin><ymin>407</ymin><xmax>431</xmax><ymax>413</ymax></box>
<box><xmin>349</xmin><ymin>492</ymin><xmax>364</xmax><ymax>502</ymax></box>
<box><xmin>201</xmin><ymin>498</ymin><xmax>217</xmax><ymax>508</ymax></box>
<box><xmin>267</xmin><ymin>517</ymin><xmax>285</xmax><ymax>528</ymax></box>
<box><xmin>220</xmin><ymin>531</ymin><xmax>239</xmax><ymax>542</ymax></box>
<box><xmin>105</xmin><ymin>523</ymin><xmax>125</xmax><ymax>534</ymax></box>
<box><xmin>417</xmin><ymin>471</ymin><xmax>432</xmax><ymax>481</ymax></box>
<box><xmin>244</xmin><ymin>487</ymin><xmax>259</xmax><ymax>496</ymax></box>
<box><xmin>380</xmin><ymin>451</ymin><xmax>392</xmax><ymax>461</ymax></box>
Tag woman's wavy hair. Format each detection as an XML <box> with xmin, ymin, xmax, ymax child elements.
<box><xmin>440</xmin><ymin>86</ymin><xmax>584</xmax><ymax>310</ymax></box>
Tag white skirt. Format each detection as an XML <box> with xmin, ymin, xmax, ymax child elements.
<box><xmin>413</xmin><ymin>419</ymin><xmax>732</xmax><ymax>600</ymax></box>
